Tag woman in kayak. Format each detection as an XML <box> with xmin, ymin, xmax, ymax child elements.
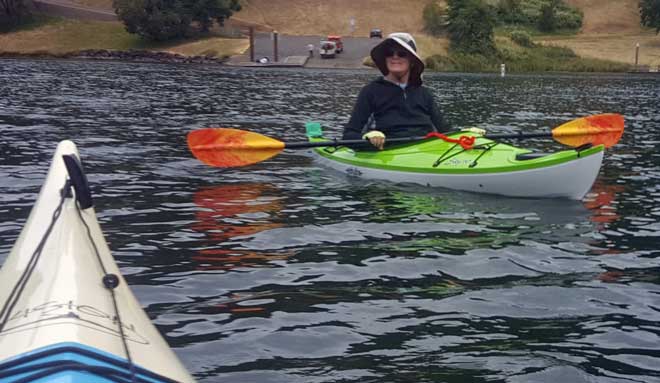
<box><xmin>342</xmin><ymin>32</ymin><xmax>454</xmax><ymax>150</ymax></box>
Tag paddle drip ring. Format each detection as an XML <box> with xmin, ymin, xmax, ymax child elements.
<box><xmin>424</xmin><ymin>132</ymin><xmax>475</xmax><ymax>150</ymax></box>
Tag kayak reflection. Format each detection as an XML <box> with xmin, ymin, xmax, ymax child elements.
<box><xmin>330</xmin><ymin>182</ymin><xmax>596</xmax><ymax>247</ymax></box>
<box><xmin>180</xmin><ymin>179</ymin><xmax>626</xmax><ymax>316</ymax></box>
<box><xmin>191</xmin><ymin>183</ymin><xmax>294</xmax><ymax>271</ymax></box>
<box><xmin>583</xmin><ymin>181</ymin><xmax>624</xmax><ymax>225</ymax></box>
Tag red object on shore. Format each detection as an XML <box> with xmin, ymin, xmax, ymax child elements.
<box><xmin>327</xmin><ymin>35</ymin><xmax>344</xmax><ymax>53</ymax></box>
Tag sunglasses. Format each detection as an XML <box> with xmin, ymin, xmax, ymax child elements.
<box><xmin>384</xmin><ymin>49</ymin><xmax>410</xmax><ymax>58</ymax></box>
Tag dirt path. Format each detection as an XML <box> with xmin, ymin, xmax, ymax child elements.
<box><xmin>34</xmin><ymin>0</ymin><xmax>116</xmax><ymax>21</ymax></box>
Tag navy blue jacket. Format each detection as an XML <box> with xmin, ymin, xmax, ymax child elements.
<box><xmin>343</xmin><ymin>77</ymin><xmax>451</xmax><ymax>140</ymax></box>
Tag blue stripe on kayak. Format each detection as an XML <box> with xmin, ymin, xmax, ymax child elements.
<box><xmin>0</xmin><ymin>342</ymin><xmax>180</xmax><ymax>383</ymax></box>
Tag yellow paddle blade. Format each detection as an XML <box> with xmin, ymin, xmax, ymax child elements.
<box><xmin>188</xmin><ymin>128</ymin><xmax>285</xmax><ymax>167</ymax></box>
<box><xmin>552</xmin><ymin>113</ymin><xmax>624</xmax><ymax>148</ymax></box>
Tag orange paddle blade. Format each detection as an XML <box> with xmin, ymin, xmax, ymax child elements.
<box><xmin>188</xmin><ymin>128</ymin><xmax>285</xmax><ymax>167</ymax></box>
<box><xmin>552</xmin><ymin>113</ymin><xmax>624</xmax><ymax>148</ymax></box>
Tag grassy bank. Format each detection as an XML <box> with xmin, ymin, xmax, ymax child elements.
<box><xmin>424</xmin><ymin>37</ymin><xmax>632</xmax><ymax>73</ymax></box>
<box><xmin>0</xmin><ymin>15</ymin><xmax>248</xmax><ymax>59</ymax></box>
<box><xmin>0</xmin><ymin>11</ymin><xmax>642</xmax><ymax>72</ymax></box>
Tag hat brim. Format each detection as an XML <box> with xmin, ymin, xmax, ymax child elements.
<box><xmin>371</xmin><ymin>36</ymin><xmax>424</xmax><ymax>86</ymax></box>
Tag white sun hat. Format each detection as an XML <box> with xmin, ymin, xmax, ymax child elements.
<box><xmin>370</xmin><ymin>32</ymin><xmax>424</xmax><ymax>85</ymax></box>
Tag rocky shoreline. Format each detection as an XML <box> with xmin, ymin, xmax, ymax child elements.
<box><xmin>0</xmin><ymin>49</ymin><xmax>228</xmax><ymax>64</ymax></box>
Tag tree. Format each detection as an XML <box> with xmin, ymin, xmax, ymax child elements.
<box><xmin>113</xmin><ymin>0</ymin><xmax>241</xmax><ymax>41</ymax></box>
<box><xmin>423</xmin><ymin>1</ymin><xmax>447</xmax><ymax>37</ymax></box>
<box><xmin>640</xmin><ymin>0</ymin><xmax>660</xmax><ymax>33</ymax></box>
<box><xmin>0</xmin><ymin>0</ymin><xmax>29</xmax><ymax>28</ymax></box>
<box><xmin>189</xmin><ymin>0</ymin><xmax>240</xmax><ymax>32</ymax></box>
<box><xmin>447</xmin><ymin>0</ymin><xmax>496</xmax><ymax>55</ymax></box>
<box><xmin>497</xmin><ymin>0</ymin><xmax>524</xmax><ymax>24</ymax></box>
<box><xmin>538</xmin><ymin>0</ymin><xmax>560</xmax><ymax>32</ymax></box>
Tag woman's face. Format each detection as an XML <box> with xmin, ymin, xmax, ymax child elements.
<box><xmin>385</xmin><ymin>46</ymin><xmax>411</xmax><ymax>78</ymax></box>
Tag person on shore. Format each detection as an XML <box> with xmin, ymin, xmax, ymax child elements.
<box><xmin>307</xmin><ymin>43</ymin><xmax>314</xmax><ymax>58</ymax></box>
<box><xmin>342</xmin><ymin>32</ymin><xmax>456</xmax><ymax>150</ymax></box>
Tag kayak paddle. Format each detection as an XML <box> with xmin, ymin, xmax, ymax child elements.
<box><xmin>188</xmin><ymin>113</ymin><xmax>624</xmax><ymax>168</ymax></box>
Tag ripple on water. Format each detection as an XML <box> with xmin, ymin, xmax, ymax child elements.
<box><xmin>0</xmin><ymin>61</ymin><xmax>659</xmax><ymax>382</ymax></box>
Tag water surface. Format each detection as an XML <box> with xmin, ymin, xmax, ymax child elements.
<box><xmin>1</xmin><ymin>59</ymin><xmax>659</xmax><ymax>382</ymax></box>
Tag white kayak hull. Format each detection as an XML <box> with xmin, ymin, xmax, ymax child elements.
<box><xmin>0</xmin><ymin>140</ymin><xmax>194</xmax><ymax>382</ymax></box>
<box><xmin>312</xmin><ymin>149</ymin><xmax>604</xmax><ymax>200</ymax></box>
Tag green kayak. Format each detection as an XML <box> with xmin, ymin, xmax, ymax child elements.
<box><xmin>306</xmin><ymin>124</ymin><xmax>605</xmax><ymax>200</ymax></box>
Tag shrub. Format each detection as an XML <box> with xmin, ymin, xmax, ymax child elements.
<box><xmin>555</xmin><ymin>7</ymin><xmax>583</xmax><ymax>30</ymax></box>
<box><xmin>0</xmin><ymin>0</ymin><xmax>31</xmax><ymax>30</ymax></box>
<box><xmin>536</xmin><ymin>44</ymin><xmax>577</xmax><ymax>59</ymax></box>
<box><xmin>510</xmin><ymin>30</ymin><xmax>535</xmax><ymax>47</ymax></box>
<box><xmin>639</xmin><ymin>0</ymin><xmax>660</xmax><ymax>33</ymax></box>
<box><xmin>493</xmin><ymin>0</ymin><xmax>583</xmax><ymax>32</ymax></box>
<box><xmin>447</xmin><ymin>0</ymin><xmax>497</xmax><ymax>55</ymax></box>
<box><xmin>423</xmin><ymin>1</ymin><xmax>447</xmax><ymax>36</ymax></box>
<box><xmin>497</xmin><ymin>0</ymin><xmax>527</xmax><ymax>24</ymax></box>
<box><xmin>425</xmin><ymin>54</ymin><xmax>458</xmax><ymax>71</ymax></box>
<box><xmin>426</xmin><ymin>52</ymin><xmax>497</xmax><ymax>72</ymax></box>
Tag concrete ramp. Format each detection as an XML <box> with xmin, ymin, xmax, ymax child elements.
<box><xmin>225</xmin><ymin>55</ymin><xmax>309</xmax><ymax>67</ymax></box>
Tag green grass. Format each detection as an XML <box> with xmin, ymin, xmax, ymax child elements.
<box><xmin>0</xmin><ymin>16</ymin><xmax>144</xmax><ymax>54</ymax></box>
<box><xmin>425</xmin><ymin>37</ymin><xmax>632</xmax><ymax>73</ymax></box>
<box><xmin>0</xmin><ymin>14</ymin><xmax>248</xmax><ymax>58</ymax></box>
<box><xmin>494</xmin><ymin>25</ymin><xmax>579</xmax><ymax>37</ymax></box>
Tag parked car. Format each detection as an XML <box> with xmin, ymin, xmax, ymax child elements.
<box><xmin>327</xmin><ymin>35</ymin><xmax>344</xmax><ymax>53</ymax></box>
<box><xmin>370</xmin><ymin>28</ymin><xmax>383</xmax><ymax>38</ymax></box>
<box><xmin>319</xmin><ymin>41</ymin><xmax>337</xmax><ymax>59</ymax></box>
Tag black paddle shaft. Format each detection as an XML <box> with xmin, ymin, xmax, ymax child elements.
<box><xmin>283</xmin><ymin>132</ymin><xmax>552</xmax><ymax>149</ymax></box>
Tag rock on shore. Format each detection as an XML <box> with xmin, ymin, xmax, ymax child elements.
<box><xmin>0</xmin><ymin>49</ymin><xmax>227</xmax><ymax>64</ymax></box>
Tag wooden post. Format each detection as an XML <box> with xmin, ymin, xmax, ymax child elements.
<box><xmin>273</xmin><ymin>31</ymin><xmax>279</xmax><ymax>62</ymax></box>
<box><xmin>249</xmin><ymin>27</ymin><xmax>255</xmax><ymax>62</ymax></box>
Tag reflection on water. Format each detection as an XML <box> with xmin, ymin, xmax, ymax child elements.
<box><xmin>584</xmin><ymin>181</ymin><xmax>624</xmax><ymax>225</ymax></box>
<box><xmin>0</xmin><ymin>59</ymin><xmax>659</xmax><ymax>383</ymax></box>
<box><xmin>191</xmin><ymin>183</ymin><xmax>293</xmax><ymax>271</ymax></box>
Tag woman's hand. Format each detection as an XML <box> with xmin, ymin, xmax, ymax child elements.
<box><xmin>362</xmin><ymin>130</ymin><xmax>386</xmax><ymax>150</ymax></box>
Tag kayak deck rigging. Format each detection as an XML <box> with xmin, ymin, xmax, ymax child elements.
<box><xmin>432</xmin><ymin>141</ymin><xmax>500</xmax><ymax>168</ymax></box>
